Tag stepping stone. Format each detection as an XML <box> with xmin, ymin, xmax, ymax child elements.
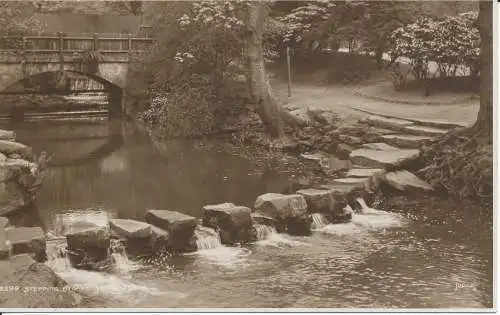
<box><xmin>382</xmin><ymin>134</ymin><xmax>434</xmax><ymax>149</ymax></box>
<box><xmin>349</xmin><ymin>148</ymin><xmax>420</xmax><ymax>168</ymax></box>
<box><xmin>0</xmin><ymin>217</ymin><xmax>8</xmax><ymax>229</ymax></box>
<box><xmin>145</xmin><ymin>210</ymin><xmax>197</xmax><ymax>242</ymax></box>
<box><xmin>333</xmin><ymin>177</ymin><xmax>368</xmax><ymax>186</ymax></box>
<box><xmin>361</xmin><ymin>143</ymin><xmax>399</xmax><ymax>151</ymax></box>
<box><xmin>346</xmin><ymin>168</ymin><xmax>384</xmax><ymax>178</ymax></box>
<box><xmin>296</xmin><ymin>188</ymin><xmax>339</xmax><ymax>213</ymax></box>
<box><xmin>382</xmin><ymin>170</ymin><xmax>434</xmax><ymax>193</ymax></box>
<box><xmin>361</xmin><ymin>115</ymin><xmax>414</xmax><ymax>131</ymax></box>
<box><xmin>109</xmin><ymin>219</ymin><xmax>152</xmax><ymax>239</ymax></box>
<box><xmin>402</xmin><ymin>125</ymin><xmax>448</xmax><ymax>137</ymax></box>
<box><xmin>202</xmin><ymin>203</ymin><xmax>253</xmax><ymax>245</ymax></box>
<box><xmin>65</xmin><ymin>222</ymin><xmax>111</xmax><ymax>270</ymax></box>
<box><xmin>254</xmin><ymin>193</ymin><xmax>308</xmax><ymax>220</ymax></box>
<box><xmin>251</xmin><ymin>213</ymin><xmax>278</xmax><ymax>226</ymax></box>
<box><xmin>6</xmin><ymin>227</ymin><xmax>46</xmax><ymax>261</ymax></box>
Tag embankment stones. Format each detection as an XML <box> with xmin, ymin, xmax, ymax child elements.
<box><xmin>381</xmin><ymin>134</ymin><xmax>434</xmax><ymax>149</ymax></box>
<box><xmin>0</xmin><ymin>141</ymin><xmax>32</xmax><ymax>160</ymax></box>
<box><xmin>403</xmin><ymin>125</ymin><xmax>448</xmax><ymax>137</ymax></box>
<box><xmin>346</xmin><ymin>168</ymin><xmax>384</xmax><ymax>178</ymax></box>
<box><xmin>361</xmin><ymin>115</ymin><xmax>413</xmax><ymax>131</ymax></box>
<box><xmin>202</xmin><ymin>203</ymin><xmax>253</xmax><ymax>245</ymax></box>
<box><xmin>0</xmin><ymin>130</ymin><xmax>15</xmax><ymax>141</ymax></box>
<box><xmin>349</xmin><ymin>148</ymin><xmax>420</xmax><ymax>168</ymax></box>
<box><xmin>361</xmin><ymin>143</ymin><xmax>399</xmax><ymax>151</ymax></box>
<box><xmin>6</xmin><ymin>227</ymin><xmax>46</xmax><ymax>262</ymax></box>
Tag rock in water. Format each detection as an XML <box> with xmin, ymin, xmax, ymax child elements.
<box><xmin>109</xmin><ymin>219</ymin><xmax>154</xmax><ymax>256</ymax></box>
<box><xmin>202</xmin><ymin>203</ymin><xmax>253</xmax><ymax>245</ymax></box>
<box><xmin>145</xmin><ymin>209</ymin><xmax>197</xmax><ymax>252</ymax></box>
<box><xmin>109</xmin><ymin>219</ymin><xmax>152</xmax><ymax>238</ymax></box>
<box><xmin>65</xmin><ymin>221</ymin><xmax>111</xmax><ymax>271</ymax></box>
<box><xmin>6</xmin><ymin>227</ymin><xmax>46</xmax><ymax>262</ymax></box>
<box><xmin>254</xmin><ymin>193</ymin><xmax>308</xmax><ymax>220</ymax></box>
<box><xmin>254</xmin><ymin>193</ymin><xmax>310</xmax><ymax>236</ymax></box>
<box><xmin>0</xmin><ymin>130</ymin><xmax>15</xmax><ymax>141</ymax></box>
<box><xmin>296</xmin><ymin>188</ymin><xmax>345</xmax><ymax>214</ymax></box>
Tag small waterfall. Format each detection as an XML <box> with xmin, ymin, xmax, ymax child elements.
<box><xmin>356</xmin><ymin>198</ymin><xmax>383</xmax><ymax>215</ymax></box>
<box><xmin>310</xmin><ymin>213</ymin><xmax>330</xmax><ymax>229</ymax></box>
<box><xmin>254</xmin><ymin>224</ymin><xmax>277</xmax><ymax>241</ymax></box>
<box><xmin>194</xmin><ymin>226</ymin><xmax>222</xmax><ymax>250</ymax></box>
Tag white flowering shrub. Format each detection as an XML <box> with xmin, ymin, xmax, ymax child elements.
<box><xmin>280</xmin><ymin>1</ymin><xmax>336</xmax><ymax>48</ymax></box>
<box><xmin>388</xmin><ymin>12</ymin><xmax>479</xmax><ymax>82</ymax></box>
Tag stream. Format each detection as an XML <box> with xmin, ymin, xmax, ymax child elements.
<box><xmin>0</xmin><ymin>117</ymin><xmax>492</xmax><ymax>308</ymax></box>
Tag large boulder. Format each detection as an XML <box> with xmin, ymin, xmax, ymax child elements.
<box><xmin>65</xmin><ymin>221</ymin><xmax>112</xmax><ymax>271</ymax></box>
<box><xmin>254</xmin><ymin>193</ymin><xmax>310</xmax><ymax>236</ymax></box>
<box><xmin>202</xmin><ymin>203</ymin><xmax>253</xmax><ymax>245</ymax></box>
<box><xmin>0</xmin><ymin>254</ymin><xmax>81</xmax><ymax>308</ymax></box>
<box><xmin>349</xmin><ymin>148</ymin><xmax>420</xmax><ymax>168</ymax></box>
<box><xmin>0</xmin><ymin>141</ymin><xmax>32</xmax><ymax>161</ymax></box>
<box><xmin>145</xmin><ymin>210</ymin><xmax>197</xmax><ymax>252</ymax></box>
<box><xmin>382</xmin><ymin>170</ymin><xmax>434</xmax><ymax>193</ymax></box>
<box><xmin>6</xmin><ymin>227</ymin><xmax>46</xmax><ymax>262</ymax></box>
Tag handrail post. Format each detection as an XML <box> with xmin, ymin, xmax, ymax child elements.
<box><xmin>58</xmin><ymin>32</ymin><xmax>64</xmax><ymax>72</ymax></box>
<box><xmin>93</xmin><ymin>33</ymin><xmax>99</xmax><ymax>51</ymax></box>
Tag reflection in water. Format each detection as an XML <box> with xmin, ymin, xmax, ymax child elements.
<box><xmin>2</xmin><ymin>119</ymin><xmax>492</xmax><ymax>308</ymax></box>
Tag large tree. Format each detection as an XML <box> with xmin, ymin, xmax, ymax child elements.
<box><xmin>472</xmin><ymin>0</ymin><xmax>493</xmax><ymax>142</ymax></box>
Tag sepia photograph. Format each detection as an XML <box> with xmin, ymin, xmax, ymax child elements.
<box><xmin>0</xmin><ymin>0</ymin><xmax>494</xmax><ymax>310</ymax></box>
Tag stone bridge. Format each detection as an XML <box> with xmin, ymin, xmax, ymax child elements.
<box><xmin>0</xmin><ymin>33</ymin><xmax>154</xmax><ymax>116</ymax></box>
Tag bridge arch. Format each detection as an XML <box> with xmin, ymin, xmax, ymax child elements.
<box><xmin>0</xmin><ymin>69</ymin><xmax>124</xmax><ymax>117</ymax></box>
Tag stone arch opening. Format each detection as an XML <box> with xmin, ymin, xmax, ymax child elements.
<box><xmin>0</xmin><ymin>70</ymin><xmax>123</xmax><ymax>118</ymax></box>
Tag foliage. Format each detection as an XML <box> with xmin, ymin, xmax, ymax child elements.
<box><xmin>0</xmin><ymin>2</ymin><xmax>44</xmax><ymax>35</ymax></box>
<box><xmin>388</xmin><ymin>12</ymin><xmax>479</xmax><ymax>82</ymax></box>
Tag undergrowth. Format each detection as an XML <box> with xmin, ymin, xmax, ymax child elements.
<box><xmin>419</xmin><ymin>130</ymin><xmax>492</xmax><ymax>201</ymax></box>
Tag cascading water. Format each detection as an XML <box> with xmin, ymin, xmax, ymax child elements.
<box><xmin>310</xmin><ymin>213</ymin><xmax>330</xmax><ymax>229</ymax></box>
<box><xmin>356</xmin><ymin>197</ymin><xmax>384</xmax><ymax>215</ymax></box>
<box><xmin>254</xmin><ymin>224</ymin><xmax>277</xmax><ymax>241</ymax></box>
<box><xmin>194</xmin><ymin>226</ymin><xmax>222</xmax><ymax>250</ymax></box>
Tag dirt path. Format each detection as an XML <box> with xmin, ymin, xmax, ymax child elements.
<box><xmin>273</xmin><ymin>80</ymin><xmax>479</xmax><ymax>127</ymax></box>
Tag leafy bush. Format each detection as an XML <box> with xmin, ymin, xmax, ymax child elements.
<box><xmin>388</xmin><ymin>12</ymin><xmax>479</xmax><ymax>83</ymax></box>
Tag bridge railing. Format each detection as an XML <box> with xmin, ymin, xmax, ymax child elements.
<box><xmin>0</xmin><ymin>33</ymin><xmax>154</xmax><ymax>53</ymax></box>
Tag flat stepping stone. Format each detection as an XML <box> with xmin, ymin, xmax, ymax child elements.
<box><xmin>254</xmin><ymin>193</ymin><xmax>308</xmax><ymax>220</ymax></box>
<box><xmin>346</xmin><ymin>168</ymin><xmax>384</xmax><ymax>178</ymax></box>
<box><xmin>296</xmin><ymin>188</ymin><xmax>338</xmax><ymax>213</ymax></box>
<box><xmin>382</xmin><ymin>170</ymin><xmax>433</xmax><ymax>193</ymax></box>
<box><xmin>333</xmin><ymin>177</ymin><xmax>368</xmax><ymax>186</ymax></box>
<box><xmin>361</xmin><ymin>115</ymin><xmax>414</xmax><ymax>131</ymax></box>
<box><xmin>109</xmin><ymin>219</ymin><xmax>152</xmax><ymax>239</ymax></box>
<box><xmin>402</xmin><ymin>125</ymin><xmax>448</xmax><ymax>137</ymax></box>
<box><xmin>6</xmin><ymin>227</ymin><xmax>46</xmax><ymax>261</ymax></box>
<box><xmin>65</xmin><ymin>221</ymin><xmax>110</xmax><ymax>248</ymax></box>
<box><xmin>145</xmin><ymin>210</ymin><xmax>197</xmax><ymax>237</ymax></box>
<box><xmin>350</xmin><ymin>148</ymin><xmax>420</xmax><ymax>168</ymax></box>
<box><xmin>382</xmin><ymin>134</ymin><xmax>434</xmax><ymax>149</ymax></box>
<box><xmin>361</xmin><ymin>143</ymin><xmax>400</xmax><ymax>151</ymax></box>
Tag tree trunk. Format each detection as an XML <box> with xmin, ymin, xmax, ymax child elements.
<box><xmin>472</xmin><ymin>0</ymin><xmax>493</xmax><ymax>143</ymax></box>
<box><xmin>245</xmin><ymin>2</ymin><xmax>301</xmax><ymax>138</ymax></box>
